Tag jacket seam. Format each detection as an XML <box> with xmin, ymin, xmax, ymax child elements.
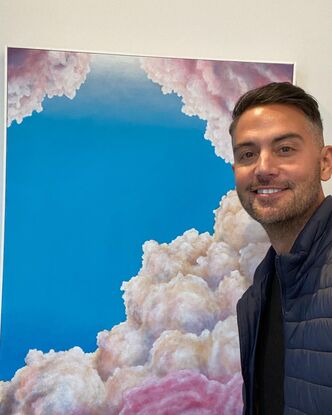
<box><xmin>285</xmin><ymin>285</ymin><xmax>332</xmax><ymax>301</ymax></box>
<box><xmin>286</xmin><ymin>374</ymin><xmax>332</xmax><ymax>389</ymax></box>
<box><xmin>287</xmin><ymin>347</ymin><xmax>332</xmax><ymax>354</ymax></box>
<box><xmin>285</xmin><ymin>404</ymin><xmax>311</xmax><ymax>415</ymax></box>
<box><xmin>286</xmin><ymin>316</ymin><xmax>332</xmax><ymax>323</ymax></box>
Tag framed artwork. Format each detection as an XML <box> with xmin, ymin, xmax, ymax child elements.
<box><xmin>0</xmin><ymin>47</ymin><xmax>294</xmax><ymax>414</ymax></box>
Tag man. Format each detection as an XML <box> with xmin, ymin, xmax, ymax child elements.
<box><xmin>230</xmin><ymin>82</ymin><xmax>332</xmax><ymax>415</ymax></box>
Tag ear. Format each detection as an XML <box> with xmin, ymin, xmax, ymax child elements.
<box><xmin>320</xmin><ymin>146</ymin><xmax>332</xmax><ymax>181</ymax></box>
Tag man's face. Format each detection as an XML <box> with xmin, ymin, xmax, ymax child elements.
<box><xmin>232</xmin><ymin>103</ymin><xmax>325</xmax><ymax>226</ymax></box>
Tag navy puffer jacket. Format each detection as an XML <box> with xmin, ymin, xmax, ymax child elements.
<box><xmin>237</xmin><ymin>196</ymin><xmax>332</xmax><ymax>415</ymax></box>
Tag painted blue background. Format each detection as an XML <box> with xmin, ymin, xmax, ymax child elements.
<box><xmin>0</xmin><ymin>55</ymin><xmax>234</xmax><ymax>380</ymax></box>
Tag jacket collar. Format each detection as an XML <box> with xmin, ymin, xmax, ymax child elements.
<box><xmin>289</xmin><ymin>195</ymin><xmax>332</xmax><ymax>255</ymax></box>
<box><xmin>253</xmin><ymin>196</ymin><xmax>332</xmax><ymax>286</ymax></box>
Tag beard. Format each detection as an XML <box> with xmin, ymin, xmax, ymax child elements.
<box><xmin>237</xmin><ymin>166</ymin><xmax>323</xmax><ymax>229</ymax></box>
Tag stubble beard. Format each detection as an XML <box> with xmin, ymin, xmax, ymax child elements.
<box><xmin>237</xmin><ymin>167</ymin><xmax>323</xmax><ymax>235</ymax></box>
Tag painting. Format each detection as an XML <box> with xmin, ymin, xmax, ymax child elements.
<box><xmin>0</xmin><ymin>47</ymin><xmax>294</xmax><ymax>414</ymax></box>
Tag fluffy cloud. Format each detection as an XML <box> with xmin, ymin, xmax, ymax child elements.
<box><xmin>119</xmin><ymin>369</ymin><xmax>243</xmax><ymax>415</ymax></box>
<box><xmin>7</xmin><ymin>48</ymin><xmax>91</xmax><ymax>126</ymax></box>
<box><xmin>0</xmin><ymin>191</ymin><xmax>269</xmax><ymax>414</ymax></box>
<box><xmin>141</xmin><ymin>57</ymin><xmax>293</xmax><ymax>162</ymax></box>
<box><xmin>0</xmin><ymin>347</ymin><xmax>105</xmax><ymax>415</ymax></box>
<box><xmin>3</xmin><ymin>51</ymin><xmax>288</xmax><ymax>414</ymax></box>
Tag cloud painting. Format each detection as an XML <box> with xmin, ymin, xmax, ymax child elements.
<box><xmin>0</xmin><ymin>48</ymin><xmax>293</xmax><ymax>414</ymax></box>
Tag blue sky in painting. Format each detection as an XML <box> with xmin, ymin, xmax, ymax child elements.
<box><xmin>0</xmin><ymin>54</ymin><xmax>234</xmax><ymax>380</ymax></box>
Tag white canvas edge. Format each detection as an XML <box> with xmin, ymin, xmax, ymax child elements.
<box><xmin>0</xmin><ymin>46</ymin><xmax>8</xmax><ymax>335</ymax></box>
<box><xmin>4</xmin><ymin>44</ymin><xmax>297</xmax><ymax>67</ymax></box>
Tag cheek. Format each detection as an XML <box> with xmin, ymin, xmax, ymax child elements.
<box><xmin>234</xmin><ymin>163</ymin><xmax>252</xmax><ymax>176</ymax></box>
<box><xmin>279</xmin><ymin>163</ymin><xmax>319</xmax><ymax>186</ymax></box>
<box><xmin>233</xmin><ymin>170</ymin><xmax>249</xmax><ymax>190</ymax></box>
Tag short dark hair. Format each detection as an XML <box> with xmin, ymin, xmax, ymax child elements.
<box><xmin>229</xmin><ymin>82</ymin><xmax>323</xmax><ymax>145</ymax></box>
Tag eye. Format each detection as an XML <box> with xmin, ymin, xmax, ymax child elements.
<box><xmin>240</xmin><ymin>151</ymin><xmax>255</xmax><ymax>160</ymax></box>
<box><xmin>278</xmin><ymin>145</ymin><xmax>293</xmax><ymax>154</ymax></box>
<box><xmin>234</xmin><ymin>148</ymin><xmax>258</xmax><ymax>164</ymax></box>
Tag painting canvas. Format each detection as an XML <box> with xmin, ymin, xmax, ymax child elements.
<box><xmin>0</xmin><ymin>47</ymin><xmax>294</xmax><ymax>414</ymax></box>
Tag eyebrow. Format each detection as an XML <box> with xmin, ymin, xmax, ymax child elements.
<box><xmin>233</xmin><ymin>133</ymin><xmax>303</xmax><ymax>153</ymax></box>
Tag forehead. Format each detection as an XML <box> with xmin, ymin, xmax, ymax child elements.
<box><xmin>233</xmin><ymin>103</ymin><xmax>314</xmax><ymax>144</ymax></box>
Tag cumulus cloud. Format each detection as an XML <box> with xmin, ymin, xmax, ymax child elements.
<box><xmin>140</xmin><ymin>57</ymin><xmax>293</xmax><ymax>162</ymax></box>
<box><xmin>7</xmin><ymin>48</ymin><xmax>91</xmax><ymax>126</ymax></box>
<box><xmin>0</xmin><ymin>190</ymin><xmax>269</xmax><ymax>414</ymax></box>
<box><xmin>3</xmin><ymin>51</ymin><xmax>287</xmax><ymax>413</ymax></box>
<box><xmin>214</xmin><ymin>190</ymin><xmax>268</xmax><ymax>250</ymax></box>
<box><xmin>0</xmin><ymin>347</ymin><xmax>105</xmax><ymax>415</ymax></box>
<box><xmin>119</xmin><ymin>369</ymin><xmax>243</xmax><ymax>415</ymax></box>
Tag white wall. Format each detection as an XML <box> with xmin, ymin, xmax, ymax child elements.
<box><xmin>1</xmin><ymin>0</ymin><xmax>332</xmax><ymax>254</ymax></box>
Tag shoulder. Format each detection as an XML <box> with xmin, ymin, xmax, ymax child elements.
<box><xmin>237</xmin><ymin>282</ymin><xmax>257</xmax><ymax>317</ymax></box>
<box><xmin>237</xmin><ymin>247</ymin><xmax>274</xmax><ymax>313</ymax></box>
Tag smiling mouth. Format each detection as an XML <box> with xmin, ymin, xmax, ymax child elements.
<box><xmin>256</xmin><ymin>188</ymin><xmax>285</xmax><ymax>194</ymax></box>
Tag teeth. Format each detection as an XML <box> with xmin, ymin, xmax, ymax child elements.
<box><xmin>256</xmin><ymin>188</ymin><xmax>283</xmax><ymax>194</ymax></box>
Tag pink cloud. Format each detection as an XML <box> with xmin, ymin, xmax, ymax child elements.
<box><xmin>141</xmin><ymin>57</ymin><xmax>293</xmax><ymax>162</ymax></box>
<box><xmin>119</xmin><ymin>369</ymin><xmax>243</xmax><ymax>415</ymax></box>
<box><xmin>7</xmin><ymin>48</ymin><xmax>91</xmax><ymax>126</ymax></box>
<box><xmin>0</xmin><ymin>191</ymin><xmax>268</xmax><ymax>415</ymax></box>
<box><xmin>2</xmin><ymin>51</ymin><xmax>290</xmax><ymax>413</ymax></box>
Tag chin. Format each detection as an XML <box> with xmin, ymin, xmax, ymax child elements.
<box><xmin>248</xmin><ymin>206</ymin><xmax>288</xmax><ymax>226</ymax></box>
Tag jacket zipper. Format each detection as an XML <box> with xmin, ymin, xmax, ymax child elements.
<box><xmin>275</xmin><ymin>256</ymin><xmax>285</xmax><ymax>316</ymax></box>
<box><xmin>275</xmin><ymin>255</ymin><xmax>286</xmax><ymax>414</ymax></box>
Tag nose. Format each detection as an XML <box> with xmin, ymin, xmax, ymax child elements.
<box><xmin>254</xmin><ymin>150</ymin><xmax>279</xmax><ymax>180</ymax></box>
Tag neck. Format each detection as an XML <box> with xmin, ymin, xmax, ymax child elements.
<box><xmin>264</xmin><ymin>220</ymin><xmax>305</xmax><ymax>255</ymax></box>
